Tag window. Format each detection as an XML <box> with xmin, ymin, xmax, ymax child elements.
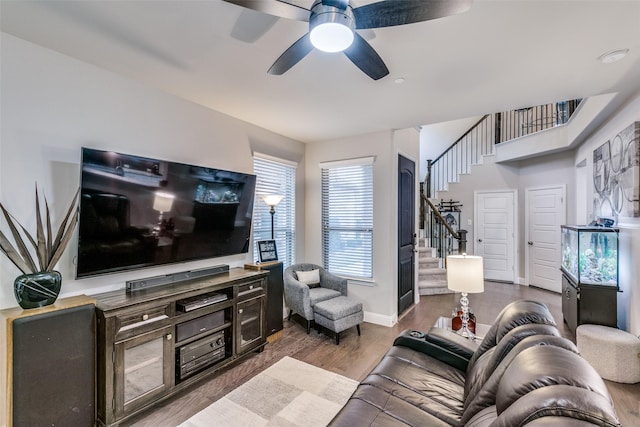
<box><xmin>321</xmin><ymin>157</ymin><xmax>374</xmax><ymax>279</ymax></box>
<box><xmin>252</xmin><ymin>154</ymin><xmax>296</xmax><ymax>268</ymax></box>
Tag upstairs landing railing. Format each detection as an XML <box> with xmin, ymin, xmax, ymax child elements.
<box><xmin>420</xmin><ymin>99</ymin><xmax>581</xmax><ymax>259</ymax></box>
<box><xmin>426</xmin><ymin>99</ymin><xmax>581</xmax><ymax>196</ymax></box>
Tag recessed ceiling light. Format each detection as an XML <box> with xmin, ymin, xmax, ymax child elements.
<box><xmin>394</xmin><ymin>77</ymin><xmax>406</xmax><ymax>84</ymax></box>
<box><xmin>598</xmin><ymin>49</ymin><xmax>629</xmax><ymax>64</ymax></box>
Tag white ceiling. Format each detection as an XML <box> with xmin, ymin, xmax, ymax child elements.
<box><xmin>1</xmin><ymin>0</ymin><xmax>639</xmax><ymax>144</ymax></box>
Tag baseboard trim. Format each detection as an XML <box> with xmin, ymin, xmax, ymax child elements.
<box><xmin>364</xmin><ymin>311</ymin><xmax>396</xmax><ymax>327</ymax></box>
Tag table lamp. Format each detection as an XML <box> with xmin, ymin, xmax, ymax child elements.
<box><xmin>446</xmin><ymin>254</ymin><xmax>484</xmax><ymax>340</ymax></box>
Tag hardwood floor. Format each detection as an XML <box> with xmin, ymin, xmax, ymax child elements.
<box><xmin>126</xmin><ymin>282</ymin><xmax>640</xmax><ymax>427</ymax></box>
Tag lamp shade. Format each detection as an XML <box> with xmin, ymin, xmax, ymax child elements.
<box><xmin>262</xmin><ymin>194</ymin><xmax>284</xmax><ymax>207</ymax></box>
<box><xmin>446</xmin><ymin>255</ymin><xmax>484</xmax><ymax>294</ymax></box>
<box><xmin>153</xmin><ymin>191</ymin><xmax>174</xmax><ymax>212</ymax></box>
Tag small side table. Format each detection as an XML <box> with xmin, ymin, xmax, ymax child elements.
<box><xmin>435</xmin><ymin>316</ymin><xmax>491</xmax><ymax>341</ymax></box>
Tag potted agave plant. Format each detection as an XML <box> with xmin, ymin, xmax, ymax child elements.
<box><xmin>0</xmin><ymin>186</ymin><xmax>79</xmax><ymax>309</ymax></box>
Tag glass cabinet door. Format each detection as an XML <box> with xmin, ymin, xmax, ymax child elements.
<box><xmin>114</xmin><ymin>325</ymin><xmax>173</xmax><ymax>418</ymax></box>
<box><xmin>237</xmin><ymin>296</ymin><xmax>264</xmax><ymax>354</ymax></box>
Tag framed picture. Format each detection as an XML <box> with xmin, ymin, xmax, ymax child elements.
<box><xmin>593</xmin><ymin>121</ymin><xmax>640</xmax><ymax>218</ymax></box>
<box><xmin>257</xmin><ymin>240</ymin><xmax>278</xmax><ymax>262</ymax></box>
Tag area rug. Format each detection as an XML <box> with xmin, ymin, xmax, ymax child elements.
<box><xmin>179</xmin><ymin>356</ymin><xmax>359</xmax><ymax>427</ymax></box>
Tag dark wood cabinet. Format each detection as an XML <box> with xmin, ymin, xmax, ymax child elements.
<box><xmin>95</xmin><ymin>268</ymin><xmax>268</xmax><ymax>426</ymax></box>
<box><xmin>0</xmin><ymin>296</ymin><xmax>96</xmax><ymax>427</ymax></box>
<box><xmin>562</xmin><ymin>273</ymin><xmax>618</xmax><ymax>334</ymax></box>
<box><xmin>245</xmin><ymin>261</ymin><xmax>284</xmax><ymax>339</ymax></box>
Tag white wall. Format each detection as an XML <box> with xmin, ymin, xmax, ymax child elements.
<box><xmin>574</xmin><ymin>91</ymin><xmax>640</xmax><ymax>335</ymax></box>
<box><xmin>0</xmin><ymin>33</ymin><xmax>305</xmax><ymax>309</ymax></box>
<box><xmin>434</xmin><ymin>149</ymin><xmax>576</xmax><ymax>282</ymax></box>
<box><xmin>304</xmin><ymin>128</ymin><xmax>420</xmax><ymax>326</ymax></box>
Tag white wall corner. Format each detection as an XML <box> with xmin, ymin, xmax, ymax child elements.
<box><xmin>364</xmin><ymin>310</ymin><xmax>397</xmax><ymax>327</ymax></box>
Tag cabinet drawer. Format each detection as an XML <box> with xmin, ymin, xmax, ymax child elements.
<box><xmin>115</xmin><ymin>304</ymin><xmax>171</xmax><ymax>338</ymax></box>
<box><xmin>176</xmin><ymin>310</ymin><xmax>226</xmax><ymax>343</ymax></box>
<box><xmin>237</xmin><ymin>280</ymin><xmax>264</xmax><ymax>301</ymax></box>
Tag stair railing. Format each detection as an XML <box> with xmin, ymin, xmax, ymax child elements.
<box><xmin>420</xmin><ymin>193</ymin><xmax>467</xmax><ymax>258</ymax></box>
<box><xmin>426</xmin><ymin>99</ymin><xmax>581</xmax><ymax>197</ymax></box>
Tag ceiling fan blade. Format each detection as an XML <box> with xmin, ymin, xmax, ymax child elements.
<box><xmin>223</xmin><ymin>0</ymin><xmax>310</xmax><ymax>22</ymax></box>
<box><xmin>230</xmin><ymin>9</ymin><xmax>279</xmax><ymax>43</ymax></box>
<box><xmin>353</xmin><ymin>0</ymin><xmax>473</xmax><ymax>29</ymax></box>
<box><xmin>343</xmin><ymin>32</ymin><xmax>389</xmax><ymax>80</ymax></box>
<box><xmin>268</xmin><ymin>33</ymin><xmax>314</xmax><ymax>75</ymax></box>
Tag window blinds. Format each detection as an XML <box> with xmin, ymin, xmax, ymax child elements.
<box><xmin>252</xmin><ymin>155</ymin><xmax>296</xmax><ymax>268</ymax></box>
<box><xmin>321</xmin><ymin>162</ymin><xmax>373</xmax><ymax>278</ymax></box>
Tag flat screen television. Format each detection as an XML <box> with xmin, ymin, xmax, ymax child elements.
<box><xmin>77</xmin><ymin>147</ymin><xmax>256</xmax><ymax>278</ymax></box>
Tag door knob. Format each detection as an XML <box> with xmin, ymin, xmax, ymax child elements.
<box><xmin>478</xmin><ymin>239</ymin><xmax>483</xmax><ymax>243</ymax></box>
<box><xmin>528</xmin><ymin>241</ymin><xmax>533</xmax><ymax>246</ymax></box>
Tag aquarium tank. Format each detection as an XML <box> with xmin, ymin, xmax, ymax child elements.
<box><xmin>561</xmin><ymin>225</ymin><xmax>619</xmax><ymax>287</ymax></box>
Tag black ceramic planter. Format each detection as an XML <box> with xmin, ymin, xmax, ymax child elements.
<box><xmin>14</xmin><ymin>271</ymin><xmax>62</xmax><ymax>309</ymax></box>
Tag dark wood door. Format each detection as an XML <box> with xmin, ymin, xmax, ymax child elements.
<box><xmin>398</xmin><ymin>155</ymin><xmax>416</xmax><ymax>316</ymax></box>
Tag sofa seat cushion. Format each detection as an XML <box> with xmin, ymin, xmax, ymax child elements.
<box><xmin>308</xmin><ymin>287</ymin><xmax>341</xmax><ymax>307</ymax></box>
<box><xmin>331</xmin><ymin>346</ymin><xmax>466</xmax><ymax>426</ymax></box>
<box><xmin>384</xmin><ymin>346</ymin><xmax>466</xmax><ymax>386</ymax></box>
<box><xmin>330</xmin><ymin>384</ymin><xmax>451</xmax><ymax>427</ymax></box>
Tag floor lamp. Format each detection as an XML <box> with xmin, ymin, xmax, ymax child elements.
<box><xmin>262</xmin><ymin>195</ymin><xmax>284</xmax><ymax>239</ymax></box>
<box><xmin>446</xmin><ymin>254</ymin><xmax>484</xmax><ymax>340</ymax></box>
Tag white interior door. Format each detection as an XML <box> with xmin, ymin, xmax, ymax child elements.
<box><xmin>526</xmin><ymin>186</ymin><xmax>565</xmax><ymax>293</ymax></box>
<box><xmin>474</xmin><ymin>191</ymin><xmax>516</xmax><ymax>282</ymax></box>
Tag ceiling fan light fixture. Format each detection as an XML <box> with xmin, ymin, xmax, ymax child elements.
<box><xmin>309</xmin><ymin>1</ymin><xmax>355</xmax><ymax>53</ymax></box>
<box><xmin>310</xmin><ymin>22</ymin><xmax>354</xmax><ymax>52</ymax></box>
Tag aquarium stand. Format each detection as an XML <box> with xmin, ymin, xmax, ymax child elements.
<box><xmin>561</xmin><ymin>273</ymin><xmax>618</xmax><ymax>334</ymax></box>
<box><xmin>560</xmin><ymin>225</ymin><xmax>619</xmax><ymax>334</ymax></box>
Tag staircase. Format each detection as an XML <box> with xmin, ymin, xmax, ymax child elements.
<box><xmin>418</xmin><ymin>237</ymin><xmax>452</xmax><ymax>295</ymax></box>
<box><xmin>419</xmin><ymin>99</ymin><xmax>582</xmax><ymax>295</ymax></box>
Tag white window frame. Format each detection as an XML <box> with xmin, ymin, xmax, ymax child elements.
<box><xmin>252</xmin><ymin>153</ymin><xmax>296</xmax><ymax>268</ymax></box>
<box><xmin>320</xmin><ymin>156</ymin><xmax>374</xmax><ymax>279</ymax></box>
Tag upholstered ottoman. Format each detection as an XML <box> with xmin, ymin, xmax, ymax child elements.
<box><xmin>576</xmin><ymin>324</ymin><xmax>640</xmax><ymax>383</ymax></box>
<box><xmin>314</xmin><ymin>296</ymin><xmax>363</xmax><ymax>345</ymax></box>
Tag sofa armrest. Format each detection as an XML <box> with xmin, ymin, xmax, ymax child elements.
<box><xmin>393</xmin><ymin>328</ymin><xmax>477</xmax><ymax>372</ymax></box>
<box><xmin>425</xmin><ymin>326</ymin><xmax>479</xmax><ymax>360</ymax></box>
<box><xmin>283</xmin><ymin>277</ymin><xmax>313</xmax><ymax>319</ymax></box>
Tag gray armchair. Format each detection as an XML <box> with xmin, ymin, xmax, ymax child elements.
<box><xmin>284</xmin><ymin>263</ymin><xmax>347</xmax><ymax>333</ymax></box>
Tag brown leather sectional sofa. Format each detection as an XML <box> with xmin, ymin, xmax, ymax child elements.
<box><xmin>330</xmin><ymin>300</ymin><xmax>620</xmax><ymax>426</ymax></box>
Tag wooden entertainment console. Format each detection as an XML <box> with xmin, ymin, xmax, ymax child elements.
<box><xmin>94</xmin><ymin>268</ymin><xmax>269</xmax><ymax>426</ymax></box>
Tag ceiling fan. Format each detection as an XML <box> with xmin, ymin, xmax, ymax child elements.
<box><xmin>223</xmin><ymin>0</ymin><xmax>473</xmax><ymax>80</ymax></box>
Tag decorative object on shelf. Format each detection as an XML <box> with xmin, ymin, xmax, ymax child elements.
<box><xmin>152</xmin><ymin>191</ymin><xmax>174</xmax><ymax>234</ymax></box>
<box><xmin>13</xmin><ymin>270</ymin><xmax>62</xmax><ymax>309</ymax></box>
<box><xmin>262</xmin><ymin>194</ymin><xmax>284</xmax><ymax>239</ymax></box>
<box><xmin>257</xmin><ymin>239</ymin><xmax>278</xmax><ymax>262</ymax></box>
<box><xmin>451</xmin><ymin>307</ymin><xmax>476</xmax><ymax>333</ymax></box>
<box><xmin>592</xmin><ymin>121</ymin><xmax>639</xmax><ymax>219</ymax></box>
<box><xmin>446</xmin><ymin>254</ymin><xmax>484</xmax><ymax>340</ymax></box>
<box><xmin>0</xmin><ymin>186</ymin><xmax>79</xmax><ymax>309</ymax></box>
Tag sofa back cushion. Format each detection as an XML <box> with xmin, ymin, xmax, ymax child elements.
<box><xmin>467</xmin><ymin>300</ymin><xmax>556</xmax><ymax>370</ymax></box>
<box><xmin>464</xmin><ymin>323</ymin><xmax>560</xmax><ymax>400</ymax></box>
<box><xmin>492</xmin><ymin>346</ymin><xmax>618</xmax><ymax>426</ymax></box>
<box><xmin>461</xmin><ymin>334</ymin><xmax>579</xmax><ymax>425</ymax></box>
